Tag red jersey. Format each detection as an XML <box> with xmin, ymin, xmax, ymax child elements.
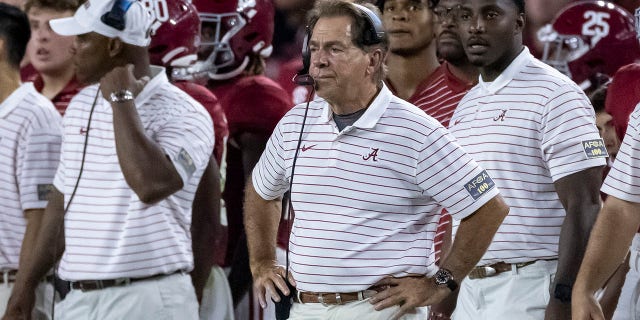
<box><xmin>21</xmin><ymin>64</ymin><xmax>82</xmax><ymax>116</ymax></box>
<box><xmin>387</xmin><ymin>61</ymin><xmax>475</xmax><ymax>127</ymax></box>
<box><xmin>208</xmin><ymin>75</ymin><xmax>292</xmax><ymax>265</ymax></box>
<box><xmin>606</xmin><ymin>63</ymin><xmax>640</xmax><ymax>141</ymax></box>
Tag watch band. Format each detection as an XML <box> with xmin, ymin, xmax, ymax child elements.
<box><xmin>109</xmin><ymin>89</ymin><xmax>134</xmax><ymax>103</ymax></box>
<box><xmin>554</xmin><ymin>283</ymin><xmax>572</xmax><ymax>303</ymax></box>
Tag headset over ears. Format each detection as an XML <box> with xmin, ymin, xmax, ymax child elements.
<box><xmin>101</xmin><ymin>0</ymin><xmax>135</xmax><ymax>31</ymax></box>
<box><xmin>295</xmin><ymin>3</ymin><xmax>385</xmax><ymax>85</ymax></box>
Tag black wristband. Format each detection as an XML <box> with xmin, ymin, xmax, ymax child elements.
<box><xmin>554</xmin><ymin>283</ymin><xmax>572</xmax><ymax>303</ymax></box>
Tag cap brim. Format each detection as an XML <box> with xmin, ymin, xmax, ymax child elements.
<box><xmin>50</xmin><ymin>16</ymin><xmax>92</xmax><ymax>36</ymax></box>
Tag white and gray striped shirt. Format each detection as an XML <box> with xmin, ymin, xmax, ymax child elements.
<box><xmin>252</xmin><ymin>84</ymin><xmax>499</xmax><ymax>292</ymax></box>
<box><xmin>54</xmin><ymin>68</ymin><xmax>214</xmax><ymax>281</ymax></box>
<box><xmin>449</xmin><ymin>47</ymin><xmax>606</xmax><ymax>265</ymax></box>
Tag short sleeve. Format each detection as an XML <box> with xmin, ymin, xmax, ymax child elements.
<box><xmin>251</xmin><ymin>122</ymin><xmax>289</xmax><ymax>200</ymax></box>
<box><xmin>541</xmin><ymin>84</ymin><xmax>606</xmax><ymax>180</ymax></box>
<box><xmin>18</xmin><ymin>111</ymin><xmax>62</xmax><ymax>210</ymax></box>
<box><xmin>157</xmin><ymin>110</ymin><xmax>214</xmax><ymax>184</ymax></box>
<box><xmin>416</xmin><ymin>125</ymin><xmax>499</xmax><ymax>220</ymax></box>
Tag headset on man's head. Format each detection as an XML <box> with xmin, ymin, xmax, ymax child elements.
<box><xmin>296</xmin><ymin>3</ymin><xmax>385</xmax><ymax>86</ymax></box>
<box><xmin>101</xmin><ymin>0</ymin><xmax>135</xmax><ymax>31</ymax></box>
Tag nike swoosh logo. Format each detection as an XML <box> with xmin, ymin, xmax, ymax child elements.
<box><xmin>301</xmin><ymin>144</ymin><xmax>317</xmax><ymax>152</ymax></box>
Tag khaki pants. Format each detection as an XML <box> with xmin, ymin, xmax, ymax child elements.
<box><xmin>613</xmin><ymin>233</ymin><xmax>640</xmax><ymax>320</ymax></box>
<box><xmin>55</xmin><ymin>272</ymin><xmax>198</xmax><ymax>320</ymax></box>
<box><xmin>288</xmin><ymin>297</ymin><xmax>428</xmax><ymax>320</ymax></box>
<box><xmin>0</xmin><ymin>277</ymin><xmax>55</xmax><ymax>320</ymax></box>
<box><xmin>453</xmin><ymin>260</ymin><xmax>557</xmax><ymax>320</ymax></box>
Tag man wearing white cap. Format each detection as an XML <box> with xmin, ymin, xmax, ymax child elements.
<box><xmin>3</xmin><ymin>0</ymin><xmax>214</xmax><ymax>319</ymax></box>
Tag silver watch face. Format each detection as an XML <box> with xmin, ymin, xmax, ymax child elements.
<box><xmin>435</xmin><ymin>269</ymin><xmax>452</xmax><ymax>285</ymax></box>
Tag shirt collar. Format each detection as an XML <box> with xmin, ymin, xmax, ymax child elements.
<box><xmin>0</xmin><ymin>83</ymin><xmax>34</xmax><ymax>119</ymax></box>
<box><xmin>320</xmin><ymin>83</ymin><xmax>392</xmax><ymax>129</ymax></box>
<box><xmin>477</xmin><ymin>46</ymin><xmax>530</xmax><ymax>94</ymax></box>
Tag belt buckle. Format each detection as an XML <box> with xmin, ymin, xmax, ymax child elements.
<box><xmin>469</xmin><ymin>266</ymin><xmax>497</xmax><ymax>279</ymax></box>
<box><xmin>80</xmin><ymin>280</ymin><xmax>103</xmax><ymax>291</ymax></box>
<box><xmin>115</xmin><ymin>278</ymin><xmax>131</xmax><ymax>286</ymax></box>
<box><xmin>317</xmin><ymin>293</ymin><xmax>328</xmax><ymax>307</ymax></box>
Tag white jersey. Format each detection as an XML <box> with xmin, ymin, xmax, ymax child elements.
<box><xmin>252</xmin><ymin>84</ymin><xmax>499</xmax><ymax>292</ymax></box>
<box><xmin>0</xmin><ymin>83</ymin><xmax>62</xmax><ymax>270</ymax></box>
<box><xmin>449</xmin><ymin>47</ymin><xmax>606</xmax><ymax>265</ymax></box>
<box><xmin>602</xmin><ymin>103</ymin><xmax>640</xmax><ymax>201</ymax></box>
<box><xmin>54</xmin><ymin>67</ymin><xmax>214</xmax><ymax>281</ymax></box>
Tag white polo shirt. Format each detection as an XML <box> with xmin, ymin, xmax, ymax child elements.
<box><xmin>252</xmin><ymin>84</ymin><xmax>499</xmax><ymax>292</ymax></box>
<box><xmin>449</xmin><ymin>47</ymin><xmax>606</xmax><ymax>265</ymax></box>
<box><xmin>54</xmin><ymin>67</ymin><xmax>214</xmax><ymax>281</ymax></box>
<box><xmin>602</xmin><ymin>103</ymin><xmax>640</xmax><ymax>201</ymax></box>
<box><xmin>0</xmin><ymin>83</ymin><xmax>62</xmax><ymax>270</ymax></box>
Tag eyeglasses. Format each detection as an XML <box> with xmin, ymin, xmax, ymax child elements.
<box><xmin>433</xmin><ymin>5</ymin><xmax>461</xmax><ymax>21</ymax></box>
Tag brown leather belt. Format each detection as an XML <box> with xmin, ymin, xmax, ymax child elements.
<box><xmin>0</xmin><ymin>270</ymin><xmax>17</xmax><ymax>284</ymax></box>
<box><xmin>70</xmin><ymin>270</ymin><xmax>183</xmax><ymax>292</ymax></box>
<box><xmin>468</xmin><ymin>261</ymin><xmax>537</xmax><ymax>279</ymax></box>
<box><xmin>295</xmin><ymin>285</ymin><xmax>388</xmax><ymax>305</ymax></box>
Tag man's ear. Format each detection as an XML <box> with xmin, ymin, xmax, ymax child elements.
<box><xmin>367</xmin><ymin>48</ymin><xmax>384</xmax><ymax>75</ymax></box>
<box><xmin>515</xmin><ymin>12</ymin><xmax>525</xmax><ymax>34</ymax></box>
<box><xmin>107</xmin><ymin>37</ymin><xmax>124</xmax><ymax>58</ymax></box>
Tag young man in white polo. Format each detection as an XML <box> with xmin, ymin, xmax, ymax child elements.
<box><xmin>4</xmin><ymin>0</ymin><xmax>214</xmax><ymax>319</ymax></box>
<box><xmin>0</xmin><ymin>3</ymin><xmax>62</xmax><ymax>319</ymax></box>
<box><xmin>448</xmin><ymin>0</ymin><xmax>607</xmax><ymax>319</ymax></box>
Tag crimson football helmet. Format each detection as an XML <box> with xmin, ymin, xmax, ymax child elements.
<box><xmin>191</xmin><ymin>0</ymin><xmax>275</xmax><ymax>80</ymax></box>
<box><xmin>142</xmin><ymin>0</ymin><xmax>201</xmax><ymax>80</ymax></box>
<box><xmin>538</xmin><ymin>1</ymin><xmax>640</xmax><ymax>90</ymax></box>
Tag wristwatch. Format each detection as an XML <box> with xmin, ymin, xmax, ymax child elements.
<box><xmin>434</xmin><ymin>268</ymin><xmax>458</xmax><ymax>292</ymax></box>
<box><xmin>109</xmin><ymin>89</ymin><xmax>134</xmax><ymax>103</ymax></box>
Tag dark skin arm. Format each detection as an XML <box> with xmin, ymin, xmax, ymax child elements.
<box><xmin>3</xmin><ymin>188</ymin><xmax>65</xmax><ymax>320</ymax></box>
<box><xmin>100</xmin><ymin>65</ymin><xmax>184</xmax><ymax>204</ymax></box>
<box><xmin>18</xmin><ymin>209</ymin><xmax>44</xmax><ymax>274</ymax></box>
<box><xmin>369</xmin><ymin>195</ymin><xmax>509</xmax><ymax>320</ymax></box>
<box><xmin>244</xmin><ymin>180</ymin><xmax>288</xmax><ymax>309</ymax></box>
<box><xmin>545</xmin><ymin>166</ymin><xmax>604</xmax><ymax>320</ymax></box>
<box><xmin>190</xmin><ymin>155</ymin><xmax>221</xmax><ymax>304</ymax></box>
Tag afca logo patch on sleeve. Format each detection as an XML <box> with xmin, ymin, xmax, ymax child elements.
<box><xmin>582</xmin><ymin>139</ymin><xmax>608</xmax><ymax>159</ymax></box>
<box><xmin>176</xmin><ymin>148</ymin><xmax>196</xmax><ymax>178</ymax></box>
<box><xmin>464</xmin><ymin>170</ymin><xmax>496</xmax><ymax>200</ymax></box>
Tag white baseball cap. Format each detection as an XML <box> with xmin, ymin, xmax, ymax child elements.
<box><xmin>50</xmin><ymin>0</ymin><xmax>151</xmax><ymax>47</ymax></box>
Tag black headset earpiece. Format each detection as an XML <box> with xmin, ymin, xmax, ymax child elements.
<box><xmin>294</xmin><ymin>26</ymin><xmax>314</xmax><ymax>86</ymax></box>
<box><xmin>101</xmin><ymin>0</ymin><xmax>135</xmax><ymax>31</ymax></box>
<box><xmin>295</xmin><ymin>3</ymin><xmax>385</xmax><ymax>85</ymax></box>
